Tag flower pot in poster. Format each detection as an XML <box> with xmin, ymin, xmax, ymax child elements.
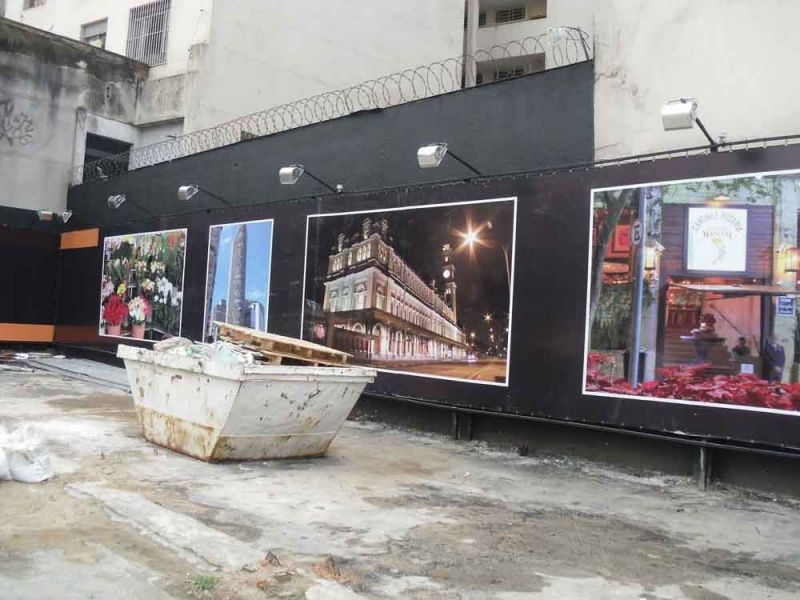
<box><xmin>106</xmin><ymin>324</ymin><xmax>122</xmax><ymax>337</ymax></box>
<box><xmin>131</xmin><ymin>323</ymin><xmax>146</xmax><ymax>339</ymax></box>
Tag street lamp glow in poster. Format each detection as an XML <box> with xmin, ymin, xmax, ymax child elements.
<box><xmin>99</xmin><ymin>229</ymin><xmax>187</xmax><ymax>341</ymax></box>
<box><xmin>301</xmin><ymin>198</ymin><xmax>517</xmax><ymax>385</ymax></box>
<box><xmin>583</xmin><ymin>169</ymin><xmax>800</xmax><ymax>414</ymax></box>
<box><xmin>203</xmin><ymin>219</ymin><xmax>274</xmax><ymax>341</ymax></box>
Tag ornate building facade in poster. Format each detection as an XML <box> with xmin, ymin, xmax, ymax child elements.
<box><xmin>303</xmin><ymin>198</ymin><xmax>516</xmax><ymax>385</ymax></box>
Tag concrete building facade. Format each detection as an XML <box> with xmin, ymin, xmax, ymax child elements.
<box><xmin>0</xmin><ymin>18</ymin><xmax>148</xmax><ymax>212</ymax></box>
<box><xmin>2</xmin><ymin>0</ymin><xmax>467</xmax><ymax>135</ymax></box>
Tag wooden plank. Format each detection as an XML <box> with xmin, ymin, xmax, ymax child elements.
<box><xmin>215</xmin><ymin>322</ymin><xmax>351</xmax><ymax>366</ymax></box>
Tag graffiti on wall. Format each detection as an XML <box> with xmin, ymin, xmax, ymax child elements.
<box><xmin>0</xmin><ymin>100</ymin><xmax>34</xmax><ymax>147</ymax></box>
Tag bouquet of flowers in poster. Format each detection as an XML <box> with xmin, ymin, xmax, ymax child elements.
<box><xmin>99</xmin><ymin>229</ymin><xmax>187</xmax><ymax>340</ymax></box>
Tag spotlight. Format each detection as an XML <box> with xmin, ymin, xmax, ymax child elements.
<box><xmin>278</xmin><ymin>164</ymin><xmax>338</xmax><ymax>193</ymax></box>
<box><xmin>661</xmin><ymin>98</ymin><xmax>697</xmax><ymax>131</ymax></box>
<box><xmin>417</xmin><ymin>143</ymin><xmax>482</xmax><ymax>176</ymax></box>
<box><xmin>279</xmin><ymin>165</ymin><xmax>304</xmax><ymax>185</ymax></box>
<box><xmin>661</xmin><ymin>98</ymin><xmax>719</xmax><ymax>151</ymax></box>
<box><xmin>107</xmin><ymin>194</ymin><xmax>126</xmax><ymax>209</ymax></box>
<box><xmin>177</xmin><ymin>184</ymin><xmax>199</xmax><ymax>202</ymax></box>
<box><xmin>417</xmin><ymin>143</ymin><xmax>448</xmax><ymax>169</ymax></box>
<box><xmin>177</xmin><ymin>184</ymin><xmax>232</xmax><ymax>207</ymax></box>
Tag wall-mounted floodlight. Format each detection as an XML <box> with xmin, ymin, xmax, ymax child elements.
<box><xmin>107</xmin><ymin>193</ymin><xmax>156</xmax><ymax>217</ymax></box>
<box><xmin>417</xmin><ymin>143</ymin><xmax>482</xmax><ymax>176</ymax></box>
<box><xmin>177</xmin><ymin>185</ymin><xmax>199</xmax><ymax>202</ymax></box>
<box><xmin>107</xmin><ymin>194</ymin><xmax>126</xmax><ymax>209</ymax></box>
<box><xmin>177</xmin><ymin>184</ymin><xmax>232</xmax><ymax>207</ymax></box>
<box><xmin>35</xmin><ymin>209</ymin><xmax>73</xmax><ymax>223</ymax></box>
<box><xmin>279</xmin><ymin>164</ymin><xmax>340</xmax><ymax>193</ymax></box>
<box><xmin>661</xmin><ymin>98</ymin><xmax>719</xmax><ymax>151</ymax></box>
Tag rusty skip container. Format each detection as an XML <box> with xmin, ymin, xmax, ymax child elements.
<box><xmin>117</xmin><ymin>345</ymin><xmax>376</xmax><ymax>461</ymax></box>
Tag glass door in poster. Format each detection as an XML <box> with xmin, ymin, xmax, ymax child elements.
<box><xmin>584</xmin><ymin>170</ymin><xmax>800</xmax><ymax>414</ymax></box>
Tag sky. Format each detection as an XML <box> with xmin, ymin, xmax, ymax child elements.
<box><xmin>305</xmin><ymin>199</ymin><xmax>515</xmax><ymax>349</ymax></box>
<box><xmin>209</xmin><ymin>220</ymin><xmax>273</xmax><ymax>316</ymax></box>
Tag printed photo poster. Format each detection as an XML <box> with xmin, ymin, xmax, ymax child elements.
<box><xmin>203</xmin><ymin>219</ymin><xmax>274</xmax><ymax>341</ymax></box>
<box><xmin>99</xmin><ymin>229</ymin><xmax>187</xmax><ymax>340</ymax></box>
<box><xmin>584</xmin><ymin>170</ymin><xmax>800</xmax><ymax>414</ymax></box>
<box><xmin>302</xmin><ymin>197</ymin><xmax>517</xmax><ymax>386</ymax></box>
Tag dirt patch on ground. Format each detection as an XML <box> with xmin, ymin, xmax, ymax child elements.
<box><xmin>359</xmin><ymin>486</ymin><xmax>800</xmax><ymax>597</ymax></box>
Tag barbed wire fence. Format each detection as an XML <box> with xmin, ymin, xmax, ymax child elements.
<box><xmin>73</xmin><ymin>27</ymin><xmax>591</xmax><ymax>185</ymax></box>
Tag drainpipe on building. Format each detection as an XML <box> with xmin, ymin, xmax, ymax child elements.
<box><xmin>463</xmin><ymin>0</ymin><xmax>479</xmax><ymax>88</ymax></box>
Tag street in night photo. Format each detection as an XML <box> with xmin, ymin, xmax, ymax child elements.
<box><xmin>303</xmin><ymin>199</ymin><xmax>515</xmax><ymax>384</ymax></box>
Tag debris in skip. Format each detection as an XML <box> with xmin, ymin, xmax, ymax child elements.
<box><xmin>117</xmin><ymin>323</ymin><xmax>376</xmax><ymax>462</ymax></box>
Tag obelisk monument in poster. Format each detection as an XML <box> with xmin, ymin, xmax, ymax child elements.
<box><xmin>227</xmin><ymin>224</ymin><xmax>247</xmax><ymax>326</ymax></box>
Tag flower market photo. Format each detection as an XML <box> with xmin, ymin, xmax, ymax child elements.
<box><xmin>99</xmin><ymin>229</ymin><xmax>187</xmax><ymax>340</ymax></box>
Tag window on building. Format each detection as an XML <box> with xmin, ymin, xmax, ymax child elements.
<box><xmin>478</xmin><ymin>12</ymin><xmax>487</xmax><ymax>26</ymax></box>
<box><xmin>126</xmin><ymin>0</ymin><xmax>171</xmax><ymax>66</ymax></box>
<box><xmin>24</xmin><ymin>0</ymin><xmax>45</xmax><ymax>9</ymax></box>
<box><xmin>495</xmin><ymin>6</ymin><xmax>526</xmax><ymax>24</ymax></box>
<box><xmin>81</xmin><ymin>19</ymin><xmax>108</xmax><ymax>49</ymax></box>
<box><xmin>355</xmin><ymin>283</ymin><xmax>367</xmax><ymax>310</ymax></box>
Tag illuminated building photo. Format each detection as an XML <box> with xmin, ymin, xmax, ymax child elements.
<box><xmin>302</xmin><ymin>198</ymin><xmax>516</xmax><ymax>385</ymax></box>
<box><xmin>584</xmin><ymin>171</ymin><xmax>800</xmax><ymax>413</ymax></box>
<box><xmin>203</xmin><ymin>219</ymin><xmax>274</xmax><ymax>341</ymax></box>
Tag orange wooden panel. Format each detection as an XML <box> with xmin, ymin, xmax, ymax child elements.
<box><xmin>0</xmin><ymin>323</ymin><xmax>55</xmax><ymax>342</ymax></box>
<box><xmin>54</xmin><ymin>325</ymin><xmax>105</xmax><ymax>344</ymax></box>
<box><xmin>60</xmin><ymin>228</ymin><xmax>100</xmax><ymax>250</ymax></box>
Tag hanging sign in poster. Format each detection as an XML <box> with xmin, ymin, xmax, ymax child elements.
<box><xmin>686</xmin><ymin>207</ymin><xmax>748</xmax><ymax>272</ymax></box>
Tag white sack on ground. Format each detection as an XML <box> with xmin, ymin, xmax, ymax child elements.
<box><xmin>0</xmin><ymin>424</ymin><xmax>54</xmax><ymax>483</ymax></box>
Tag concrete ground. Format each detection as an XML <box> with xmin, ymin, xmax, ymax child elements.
<box><xmin>2</xmin><ymin>366</ymin><xmax>800</xmax><ymax>599</ymax></box>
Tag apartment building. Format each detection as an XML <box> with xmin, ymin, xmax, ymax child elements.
<box><xmin>466</xmin><ymin>0</ymin><xmax>592</xmax><ymax>84</ymax></box>
<box><xmin>0</xmin><ymin>0</ymin><xmax>593</xmax><ymax>212</ymax></box>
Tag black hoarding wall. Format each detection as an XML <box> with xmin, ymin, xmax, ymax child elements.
<box><xmin>0</xmin><ymin>226</ymin><xmax>59</xmax><ymax>326</ymax></box>
<box><xmin>61</xmin><ymin>62</ymin><xmax>800</xmax><ymax>456</ymax></box>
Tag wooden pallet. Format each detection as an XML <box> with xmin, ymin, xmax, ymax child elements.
<box><xmin>215</xmin><ymin>322</ymin><xmax>351</xmax><ymax>367</ymax></box>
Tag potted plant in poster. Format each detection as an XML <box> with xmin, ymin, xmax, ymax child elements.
<box><xmin>128</xmin><ymin>296</ymin><xmax>150</xmax><ymax>339</ymax></box>
<box><xmin>103</xmin><ymin>294</ymin><xmax>128</xmax><ymax>337</ymax></box>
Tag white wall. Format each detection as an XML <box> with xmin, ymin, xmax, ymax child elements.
<box><xmin>4</xmin><ymin>0</ymin><xmax>213</xmax><ymax>78</ymax></box>
<box><xmin>594</xmin><ymin>0</ymin><xmax>800</xmax><ymax>159</ymax></box>
<box><xmin>184</xmin><ymin>0</ymin><xmax>465</xmax><ymax>132</ymax></box>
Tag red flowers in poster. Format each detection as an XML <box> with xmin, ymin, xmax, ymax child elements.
<box><xmin>102</xmin><ymin>294</ymin><xmax>128</xmax><ymax>326</ymax></box>
<box><xmin>586</xmin><ymin>353</ymin><xmax>800</xmax><ymax>412</ymax></box>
